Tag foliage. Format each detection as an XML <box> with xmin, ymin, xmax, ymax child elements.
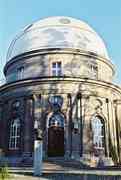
<box><xmin>0</xmin><ymin>166</ymin><xmax>10</xmax><ymax>180</ymax></box>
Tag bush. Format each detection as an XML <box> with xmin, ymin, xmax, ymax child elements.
<box><xmin>0</xmin><ymin>166</ymin><xmax>10</xmax><ymax>180</ymax></box>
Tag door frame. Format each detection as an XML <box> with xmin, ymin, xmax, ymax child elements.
<box><xmin>46</xmin><ymin>112</ymin><xmax>65</xmax><ymax>157</ymax></box>
<box><xmin>47</xmin><ymin>126</ymin><xmax>64</xmax><ymax>156</ymax></box>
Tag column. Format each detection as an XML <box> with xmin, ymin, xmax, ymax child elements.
<box><xmin>105</xmin><ymin>98</ymin><xmax>110</xmax><ymax>157</ymax></box>
<box><xmin>33</xmin><ymin>94</ymin><xmax>44</xmax><ymax>155</ymax></box>
<box><xmin>114</xmin><ymin>100</ymin><xmax>121</xmax><ymax>163</ymax></box>
<box><xmin>80</xmin><ymin>93</ymin><xmax>89</xmax><ymax>157</ymax></box>
<box><xmin>33</xmin><ymin>94</ymin><xmax>42</xmax><ymax>127</ymax></box>
<box><xmin>77</xmin><ymin>93</ymin><xmax>83</xmax><ymax>157</ymax></box>
<box><xmin>3</xmin><ymin>101</ymin><xmax>10</xmax><ymax>155</ymax></box>
<box><xmin>0</xmin><ymin>103</ymin><xmax>3</xmax><ymax>156</ymax></box>
<box><xmin>23</xmin><ymin>96</ymin><xmax>33</xmax><ymax>158</ymax></box>
<box><xmin>33</xmin><ymin>140</ymin><xmax>43</xmax><ymax>176</ymax></box>
<box><xmin>105</xmin><ymin>98</ymin><xmax>115</xmax><ymax>166</ymax></box>
<box><xmin>64</xmin><ymin>93</ymin><xmax>72</xmax><ymax>159</ymax></box>
<box><xmin>81</xmin><ymin>93</ymin><xmax>92</xmax><ymax>160</ymax></box>
<box><xmin>71</xmin><ymin>93</ymin><xmax>82</xmax><ymax>160</ymax></box>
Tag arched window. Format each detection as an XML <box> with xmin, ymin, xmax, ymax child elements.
<box><xmin>49</xmin><ymin>113</ymin><xmax>64</xmax><ymax>128</ymax></box>
<box><xmin>9</xmin><ymin>118</ymin><xmax>20</xmax><ymax>150</ymax></box>
<box><xmin>91</xmin><ymin>116</ymin><xmax>105</xmax><ymax>149</ymax></box>
<box><xmin>12</xmin><ymin>101</ymin><xmax>20</xmax><ymax>109</ymax></box>
<box><xmin>12</xmin><ymin>101</ymin><xmax>20</xmax><ymax>113</ymax></box>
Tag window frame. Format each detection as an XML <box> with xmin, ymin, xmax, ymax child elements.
<box><xmin>17</xmin><ymin>66</ymin><xmax>24</xmax><ymax>80</ymax></box>
<box><xmin>51</xmin><ymin>61</ymin><xmax>62</xmax><ymax>76</ymax></box>
<box><xmin>9</xmin><ymin>118</ymin><xmax>20</xmax><ymax>150</ymax></box>
<box><xmin>49</xmin><ymin>113</ymin><xmax>64</xmax><ymax>128</ymax></box>
<box><xmin>12</xmin><ymin>100</ymin><xmax>20</xmax><ymax>109</ymax></box>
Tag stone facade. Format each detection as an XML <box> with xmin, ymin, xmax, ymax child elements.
<box><xmin>0</xmin><ymin>16</ymin><xmax>121</xmax><ymax>166</ymax></box>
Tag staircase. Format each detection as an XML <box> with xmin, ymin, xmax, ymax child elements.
<box><xmin>6</xmin><ymin>157</ymin><xmax>121</xmax><ymax>179</ymax></box>
<box><xmin>43</xmin><ymin>157</ymin><xmax>88</xmax><ymax>173</ymax></box>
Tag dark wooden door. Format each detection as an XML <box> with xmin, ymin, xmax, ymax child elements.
<box><xmin>48</xmin><ymin>127</ymin><xmax>64</xmax><ymax>157</ymax></box>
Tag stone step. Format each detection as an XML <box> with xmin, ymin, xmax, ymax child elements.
<box><xmin>44</xmin><ymin>159</ymin><xmax>89</xmax><ymax>172</ymax></box>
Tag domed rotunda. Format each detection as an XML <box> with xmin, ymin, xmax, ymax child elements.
<box><xmin>0</xmin><ymin>16</ymin><xmax>121</xmax><ymax>166</ymax></box>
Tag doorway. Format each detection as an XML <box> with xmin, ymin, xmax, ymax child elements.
<box><xmin>47</xmin><ymin>113</ymin><xmax>64</xmax><ymax>157</ymax></box>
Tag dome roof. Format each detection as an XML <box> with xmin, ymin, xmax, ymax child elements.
<box><xmin>7</xmin><ymin>16</ymin><xmax>109</xmax><ymax>61</ymax></box>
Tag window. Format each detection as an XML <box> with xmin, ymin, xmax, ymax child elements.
<box><xmin>52</xmin><ymin>62</ymin><xmax>62</xmax><ymax>76</ymax></box>
<box><xmin>12</xmin><ymin>101</ymin><xmax>20</xmax><ymax>109</ymax></box>
<box><xmin>87</xmin><ymin>60</ymin><xmax>98</xmax><ymax>79</ymax></box>
<box><xmin>90</xmin><ymin>64</ymin><xmax>98</xmax><ymax>78</ymax></box>
<box><xmin>9</xmin><ymin>118</ymin><xmax>20</xmax><ymax>150</ymax></box>
<box><xmin>48</xmin><ymin>96</ymin><xmax>63</xmax><ymax>108</ymax></box>
<box><xmin>49</xmin><ymin>113</ymin><xmax>64</xmax><ymax>127</ymax></box>
<box><xmin>17</xmin><ymin>67</ymin><xmax>24</xmax><ymax>80</ymax></box>
<box><xmin>91</xmin><ymin>116</ymin><xmax>105</xmax><ymax>149</ymax></box>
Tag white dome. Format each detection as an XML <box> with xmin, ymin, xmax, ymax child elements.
<box><xmin>7</xmin><ymin>16</ymin><xmax>109</xmax><ymax>61</ymax></box>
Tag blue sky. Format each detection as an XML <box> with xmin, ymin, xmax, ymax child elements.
<box><xmin>0</xmin><ymin>0</ymin><xmax>121</xmax><ymax>83</ymax></box>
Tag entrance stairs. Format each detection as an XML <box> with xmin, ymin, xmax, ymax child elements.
<box><xmin>43</xmin><ymin>157</ymin><xmax>88</xmax><ymax>173</ymax></box>
<box><xmin>4</xmin><ymin>156</ymin><xmax>88</xmax><ymax>170</ymax></box>
<box><xmin>5</xmin><ymin>157</ymin><xmax>121</xmax><ymax>179</ymax></box>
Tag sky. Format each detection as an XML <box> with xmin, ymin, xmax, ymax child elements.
<box><xmin>0</xmin><ymin>0</ymin><xmax>121</xmax><ymax>84</ymax></box>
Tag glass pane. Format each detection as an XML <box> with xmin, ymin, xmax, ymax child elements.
<box><xmin>17</xmin><ymin>127</ymin><xmax>20</xmax><ymax>136</ymax></box>
<box><xmin>13</xmin><ymin>126</ymin><xmax>16</xmax><ymax>136</ymax></box>
<box><xmin>57</xmin><ymin>62</ymin><xmax>61</xmax><ymax>68</ymax></box>
<box><xmin>58</xmin><ymin>70</ymin><xmax>62</xmax><ymax>75</ymax></box>
<box><xmin>52</xmin><ymin>70</ymin><xmax>56</xmax><ymax>76</ymax></box>
<box><xmin>9</xmin><ymin>118</ymin><xmax>20</xmax><ymax>149</ymax></box>
<box><xmin>11</xmin><ymin>126</ymin><xmax>14</xmax><ymax>136</ymax></box>
<box><xmin>52</xmin><ymin>63</ymin><xmax>56</xmax><ymax>68</ymax></box>
<box><xmin>16</xmin><ymin>137</ymin><xmax>20</xmax><ymax>148</ymax></box>
<box><xmin>17</xmin><ymin>67</ymin><xmax>24</xmax><ymax>80</ymax></box>
<box><xmin>11</xmin><ymin>138</ymin><xmax>15</xmax><ymax>148</ymax></box>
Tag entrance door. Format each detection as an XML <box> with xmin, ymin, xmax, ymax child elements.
<box><xmin>48</xmin><ymin>126</ymin><xmax>64</xmax><ymax>156</ymax></box>
<box><xmin>47</xmin><ymin>113</ymin><xmax>64</xmax><ymax>157</ymax></box>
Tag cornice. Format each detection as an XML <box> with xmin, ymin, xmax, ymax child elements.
<box><xmin>0</xmin><ymin>77</ymin><xmax>121</xmax><ymax>95</ymax></box>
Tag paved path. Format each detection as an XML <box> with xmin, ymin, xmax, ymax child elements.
<box><xmin>8</xmin><ymin>166</ymin><xmax>121</xmax><ymax>180</ymax></box>
<box><xmin>9</xmin><ymin>173</ymin><xmax>121</xmax><ymax>180</ymax></box>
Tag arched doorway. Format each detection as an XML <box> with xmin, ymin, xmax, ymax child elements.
<box><xmin>47</xmin><ymin>113</ymin><xmax>64</xmax><ymax>157</ymax></box>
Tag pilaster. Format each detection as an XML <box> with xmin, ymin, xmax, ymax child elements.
<box><xmin>64</xmin><ymin>93</ymin><xmax>72</xmax><ymax>159</ymax></box>
<box><xmin>81</xmin><ymin>92</ymin><xmax>91</xmax><ymax>159</ymax></box>
<box><xmin>71</xmin><ymin>93</ymin><xmax>83</xmax><ymax>160</ymax></box>
<box><xmin>114</xmin><ymin>100</ymin><xmax>121</xmax><ymax>163</ymax></box>
<box><xmin>33</xmin><ymin>94</ymin><xmax>45</xmax><ymax>157</ymax></box>
<box><xmin>22</xmin><ymin>96</ymin><xmax>33</xmax><ymax>158</ymax></box>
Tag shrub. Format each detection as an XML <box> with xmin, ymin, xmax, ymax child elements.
<box><xmin>0</xmin><ymin>166</ymin><xmax>10</xmax><ymax>180</ymax></box>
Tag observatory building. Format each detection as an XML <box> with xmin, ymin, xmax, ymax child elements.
<box><xmin>0</xmin><ymin>16</ymin><xmax>121</xmax><ymax>166</ymax></box>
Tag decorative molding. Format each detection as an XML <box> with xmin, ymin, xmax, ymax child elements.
<box><xmin>0</xmin><ymin>77</ymin><xmax>121</xmax><ymax>95</ymax></box>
